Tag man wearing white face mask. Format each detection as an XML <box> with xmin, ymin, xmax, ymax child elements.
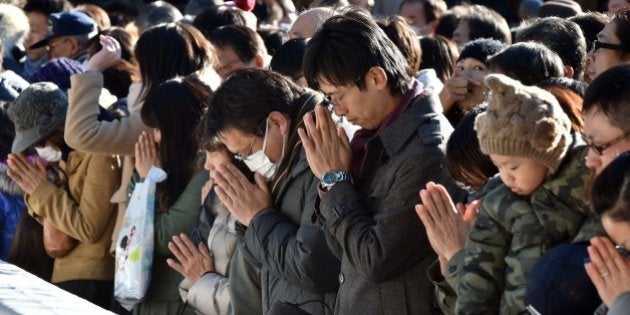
<box><xmin>200</xmin><ymin>68</ymin><xmax>340</xmax><ymax>315</ymax></box>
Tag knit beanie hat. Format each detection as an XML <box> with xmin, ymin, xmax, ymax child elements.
<box><xmin>7</xmin><ymin>82</ymin><xmax>67</xmax><ymax>153</ymax></box>
<box><xmin>474</xmin><ymin>74</ymin><xmax>571</xmax><ymax>174</ymax></box>
<box><xmin>29</xmin><ymin>58</ymin><xmax>85</xmax><ymax>92</ymax></box>
<box><xmin>457</xmin><ymin>38</ymin><xmax>507</xmax><ymax>64</ymax></box>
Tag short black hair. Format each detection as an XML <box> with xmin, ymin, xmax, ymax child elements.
<box><xmin>583</xmin><ymin>64</ymin><xmax>630</xmax><ymax>133</ymax></box>
<box><xmin>303</xmin><ymin>8</ymin><xmax>410</xmax><ymax>96</ymax></box>
<box><xmin>434</xmin><ymin>4</ymin><xmax>470</xmax><ymax>39</ymax></box>
<box><xmin>201</xmin><ymin>68</ymin><xmax>304</xmax><ymax>140</ymax></box>
<box><xmin>568</xmin><ymin>11</ymin><xmax>610</xmax><ymax>52</ymax></box>
<box><xmin>23</xmin><ymin>0</ymin><xmax>70</xmax><ymax>16</ymax></box>
<box><xmin>270</xmin><ymin>38</ymin><xmax>308</xmax><ymax>82</ymax></box>
<box><xmin>591</xmin><ymin>152</ymin><xmax>630</xmax><ymax>221</ymax></box>
<box><xmin>488</xmin><ymin>41</ymin><xmax>564</xmax><ymax>86</ymax></box>
<box><xmin>515</xmin><ymin>17</ymin><xmax>587</xmax><ymax>81</ymax></box>
<box><xmin>612</xmin><ymin>8</ymin><xmax>630</xmax><ymax>52</ymax></box>
<box><xmin>460</xmin><ymin>4</ymin><xmax>512</xmax><ymax>44</ymax></box>
<box><xmin>209</xmin><ymin>24</ymin><xmax>268</xmax><ymax>63</ymax></box>
<box><xmin>258</xmin><ymin>28</ymin><xmax>288</xmax><ymax>56</ymax></box>
<box><xmin>135</xmin><ymin>0</ymin><xmax>182</xmax><ymax>33</ymax></box>
<box><xmin>192</xmin><ymin>5</ymin><xmax>247</xmax><ymax>39</ymax></box>
<box><xmin>399</xmin><ymin>0</ymin><xmax>448</xmax><ymax>24</ymax></box>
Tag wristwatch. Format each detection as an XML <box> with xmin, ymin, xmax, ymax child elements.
<box><xmin>320</xmin><ymin>171</ymin><xmax>352</xmax><ymax>189</ymax></box>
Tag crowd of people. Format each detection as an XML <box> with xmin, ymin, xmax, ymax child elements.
<box><xmin>0</xmin><ymin>0</ymin><xmax>629</xmax><ymax>314</ymax></box>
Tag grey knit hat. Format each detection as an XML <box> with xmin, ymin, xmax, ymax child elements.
<box><xmin>7</xmin><ymin>82</ymin><xmax>67</xmax><ymax>153</ymax></box>
<box><xmin>474</xmin><ymin>74</ymin><xmax>571</xmax><ymax>174</ymax></box>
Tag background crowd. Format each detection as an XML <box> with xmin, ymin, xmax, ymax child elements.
<box><xmin>0</xmin><ymin>0</ymin><xmax>629</xmax><ymax>314</ymax></box>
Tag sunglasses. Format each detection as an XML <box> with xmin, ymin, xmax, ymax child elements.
<box><xmin>592</xmin><ymin>40</ymin><xmax>630</xmax><ymax>52</ymax></box>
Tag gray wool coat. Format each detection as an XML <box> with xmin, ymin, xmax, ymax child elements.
<box><xmin>317</xmin><ymin>87</ymin><xmax>465</xmax><ymax>315</ymax></box>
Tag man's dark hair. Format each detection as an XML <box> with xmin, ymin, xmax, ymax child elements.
<box><xmin>270</xmin><ymin>38</ymin><xmax>307</xmax><ymax>82</ymax></box>
<box><xmin>23</xmin><ymin>0</ymin><xmax>71</xmax><ymax>15</ymax></box>
<box><xmin>611</xmin><ymin>8</ymin><xmax>630</xmax><ymax>52</ymax></box>
<box><xmin>202</xmin><ymin>68</ymin><xmax>304</xmax><ymax>139</ymax></box>
<box><xmin>488</xmin><ymin>41</ymin><xmax>564</xmax><ymax>86</ymax></box>
<box><xmin>209</xmin><ymin>24</ymin><xmax>268</xmax><ymax>63</ymax></box>
<box><xmin>303</xmin><ymin>9</ymin><xmax>410</xmax><ymax>96</ymax></box>
<box><xmin>591</xmin><ymin>152</ymin><xmax>630</xmax><ymax>222</ymax></box>
<box><xmin>515</xmin><ymin>17</ymin><xmax>587</xmax><ymax>80</ymax></box>
<box><xmin>399</xmin><ymin>0</ymin><xmax>447</xmax><ymax>24</ymax></box>
<box><xmin>583</xmin><ymin>64</ymin><xmax>630</xmax><ymax>134</ymax></box>
<box><xmin>258</xmin><ymin>28</ymin><xmax>288</xmax><ymax>56</ymax></box>
<box><xmin>568</xmin><ymin>11</ymin><xmax>610</xmax><ymax>52</ymax></box>
<box><xmin>434</xmin><ymin>4</ymin><xmax>470</xmax><ymax>39</ymax></box>
<box><xmin>377</xmin><ymin>15</ymin><xmax>422</xmax><ymax>77</ymax></box>
<box><xmin>460</xmin><ymin>4</ymin><xmax>512</xmax><ymax>44</ymax></box>
<box><xmin>192</xmin><ymin>5</ymin><xmax>248</xmax><ymax>39</ymax></box>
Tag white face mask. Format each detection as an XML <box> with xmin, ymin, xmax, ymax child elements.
<box><xmin>240</xmin><ymin>119</ymin><xmax>285</xmax><ymax>181</ymax></box>
<box><xmin>35</xmin><ymin>145</ymin><xmax>62</xmax><ymax>162</ymax></box>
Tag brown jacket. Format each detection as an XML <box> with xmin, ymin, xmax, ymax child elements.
<box><xmin>25</xmin><ymin>150</ymin><xmax>120</xmax><ymax>283</ymax></box>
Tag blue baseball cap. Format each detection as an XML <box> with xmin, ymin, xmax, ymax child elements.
<box><xmin>29</xmin><ymin>11</ymin><xmax>97</xmax><ymax>49</ymax></box>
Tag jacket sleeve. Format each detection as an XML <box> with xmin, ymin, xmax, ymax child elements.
<box><xmin>154</xmin><ymin>172</ymin><xmax>207</xmax><ymax>256</ymax></box>
<box><xmin>179</xmin><ymin>273</ymin><xmax>231</xmax><ymax>315</ymax></box>
<box><xmin>243</xmin><ymin>174</ymin><xmax>340</xmax><ymax>293</ymax></box>
<box><xmin>66</xmin><ymin>72</ymin><xmax>150</xmax><ymax>156</ymax></box>
<box><xmin>456</xmin><ymin>188</ymin><xmax>545</xmax><ymax>314</ymax></box>
<box><xmin>25</xmin><ymin>155</ymin><xmax>119</xmax><ymax>244</ymax></box>
<box><xmin>318</xmin><ymin>152</ymin><xmax>449</xmax><ymax>283</ymax></box>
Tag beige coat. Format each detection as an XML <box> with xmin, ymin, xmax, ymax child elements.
<box><xmin>25</xmin><ymin>150</ymin><xmax>120</xmax><ymax>283</ymax></box>
<box><xmin>66</xmin><ymin>72</ymin><xmax>150</xmax><ymax>254</ymax></box>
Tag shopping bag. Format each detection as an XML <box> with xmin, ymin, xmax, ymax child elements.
<box><xmin>114</xmin><ymin>167</ymin><xmax>167</xmax><ymax>311</ymax></box>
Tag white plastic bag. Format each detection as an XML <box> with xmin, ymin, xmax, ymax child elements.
<box><xmin>114</xmin><ymin>167</ymin><xmax>167</xmax><ymax>311</ymax></box>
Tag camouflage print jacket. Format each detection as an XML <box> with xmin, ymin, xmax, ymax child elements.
<box><xmin>456</xmin><ymin>137</ymin><xmax>604</xmax><ymax>315</ymax></box>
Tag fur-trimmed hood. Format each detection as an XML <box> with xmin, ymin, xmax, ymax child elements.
<box><xmin>0</xmin><ymin>163</ymin><xmax>23</xmax><ymax>196</ymax></box>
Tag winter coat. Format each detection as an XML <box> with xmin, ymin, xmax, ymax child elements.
<box><xmin>129</xmin><ymin>171</ymin><xmax>207</xmax><ymax>315</ymax></box>
<box><xmin>317</xmin><ymin>81</ymin><xmax>465</xmax><ymax>314</ymax></box>
<box><xmin>179</xmin><ymin>190</ymin><xmax>237</xmax><ymax>315</ymax></box>
<box><xmin>24</xmin><ymin>151</ymin><xmax>120</xmax><ymax>283</ymax></box>
<box><xmin>456</xmin><ymin>138</ymin><xmax>605</xmax><ymax>314</ymax></box>
<box><xmin>0</xmin><ymin>163</ymin><xmax>25</xmax><ymax>259</ymax></box>
<box><xmin>229</xmin><ymin>90</ymin><xmax>340</xmax><ymax>315</ymax></box>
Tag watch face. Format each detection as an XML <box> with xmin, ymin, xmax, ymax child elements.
<box><xmin>323</xmin><ymin>172</ymin><xmax>338</xmax><ymax>184</ymax></box>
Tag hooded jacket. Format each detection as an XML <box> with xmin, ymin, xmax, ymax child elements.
<box><xmin>456</xmin><ymin>137</ymin><xmax>605</xmax><ymax>314</ymax></box>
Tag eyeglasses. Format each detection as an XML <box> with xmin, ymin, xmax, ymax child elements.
<box><xmin>616</xmin><ymin>245</ymin><xmax>630</xmax><ymax>259</ymax></box>
<box><xmin>233</xmin><ymin>120</ymin><xmax>266</xmax><ymax>161</ymax></box>
<box><xmin>46</xmin><ymin>37</ymin><xmax>68</xmax><ymax>50</ymax></box>
<box><xmin>324</xmin><ymin>77</ymin><xmax>361</xmax><ymax>109</ymax></box>
<box><xmin>585</xmin><ymin>132</ymin><xmax>630</xmax><ymax>155</ymax></box>
<box><xmin>592</xmin><ymin>40</ymin><xmax>630</xmax><ymax>52</ymax></box>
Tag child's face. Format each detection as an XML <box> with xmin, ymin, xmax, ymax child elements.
<box><xmin>490</xmin><ymin>154</ymin><xmax>549</xmax><ymax>196</ymax></box>
<box><xmin>204</xmin><ymin>150</ymin><xmax>232</xmax><ymax>174</ymax></box>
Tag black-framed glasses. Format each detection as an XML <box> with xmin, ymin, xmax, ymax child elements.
<box><xmin>616</xmin><ymin>245</ymin><xmax>630</xmax><ymax>259</ymax></box>
<box><xmin>592</xmin><ymin>40</ymin><xmax>630</xmax><ymax>52</ymax></box>
<box><xmin>585</xmin><ymin>132</ymin><xmax>630</xmax><ymax>155</ymax></box>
